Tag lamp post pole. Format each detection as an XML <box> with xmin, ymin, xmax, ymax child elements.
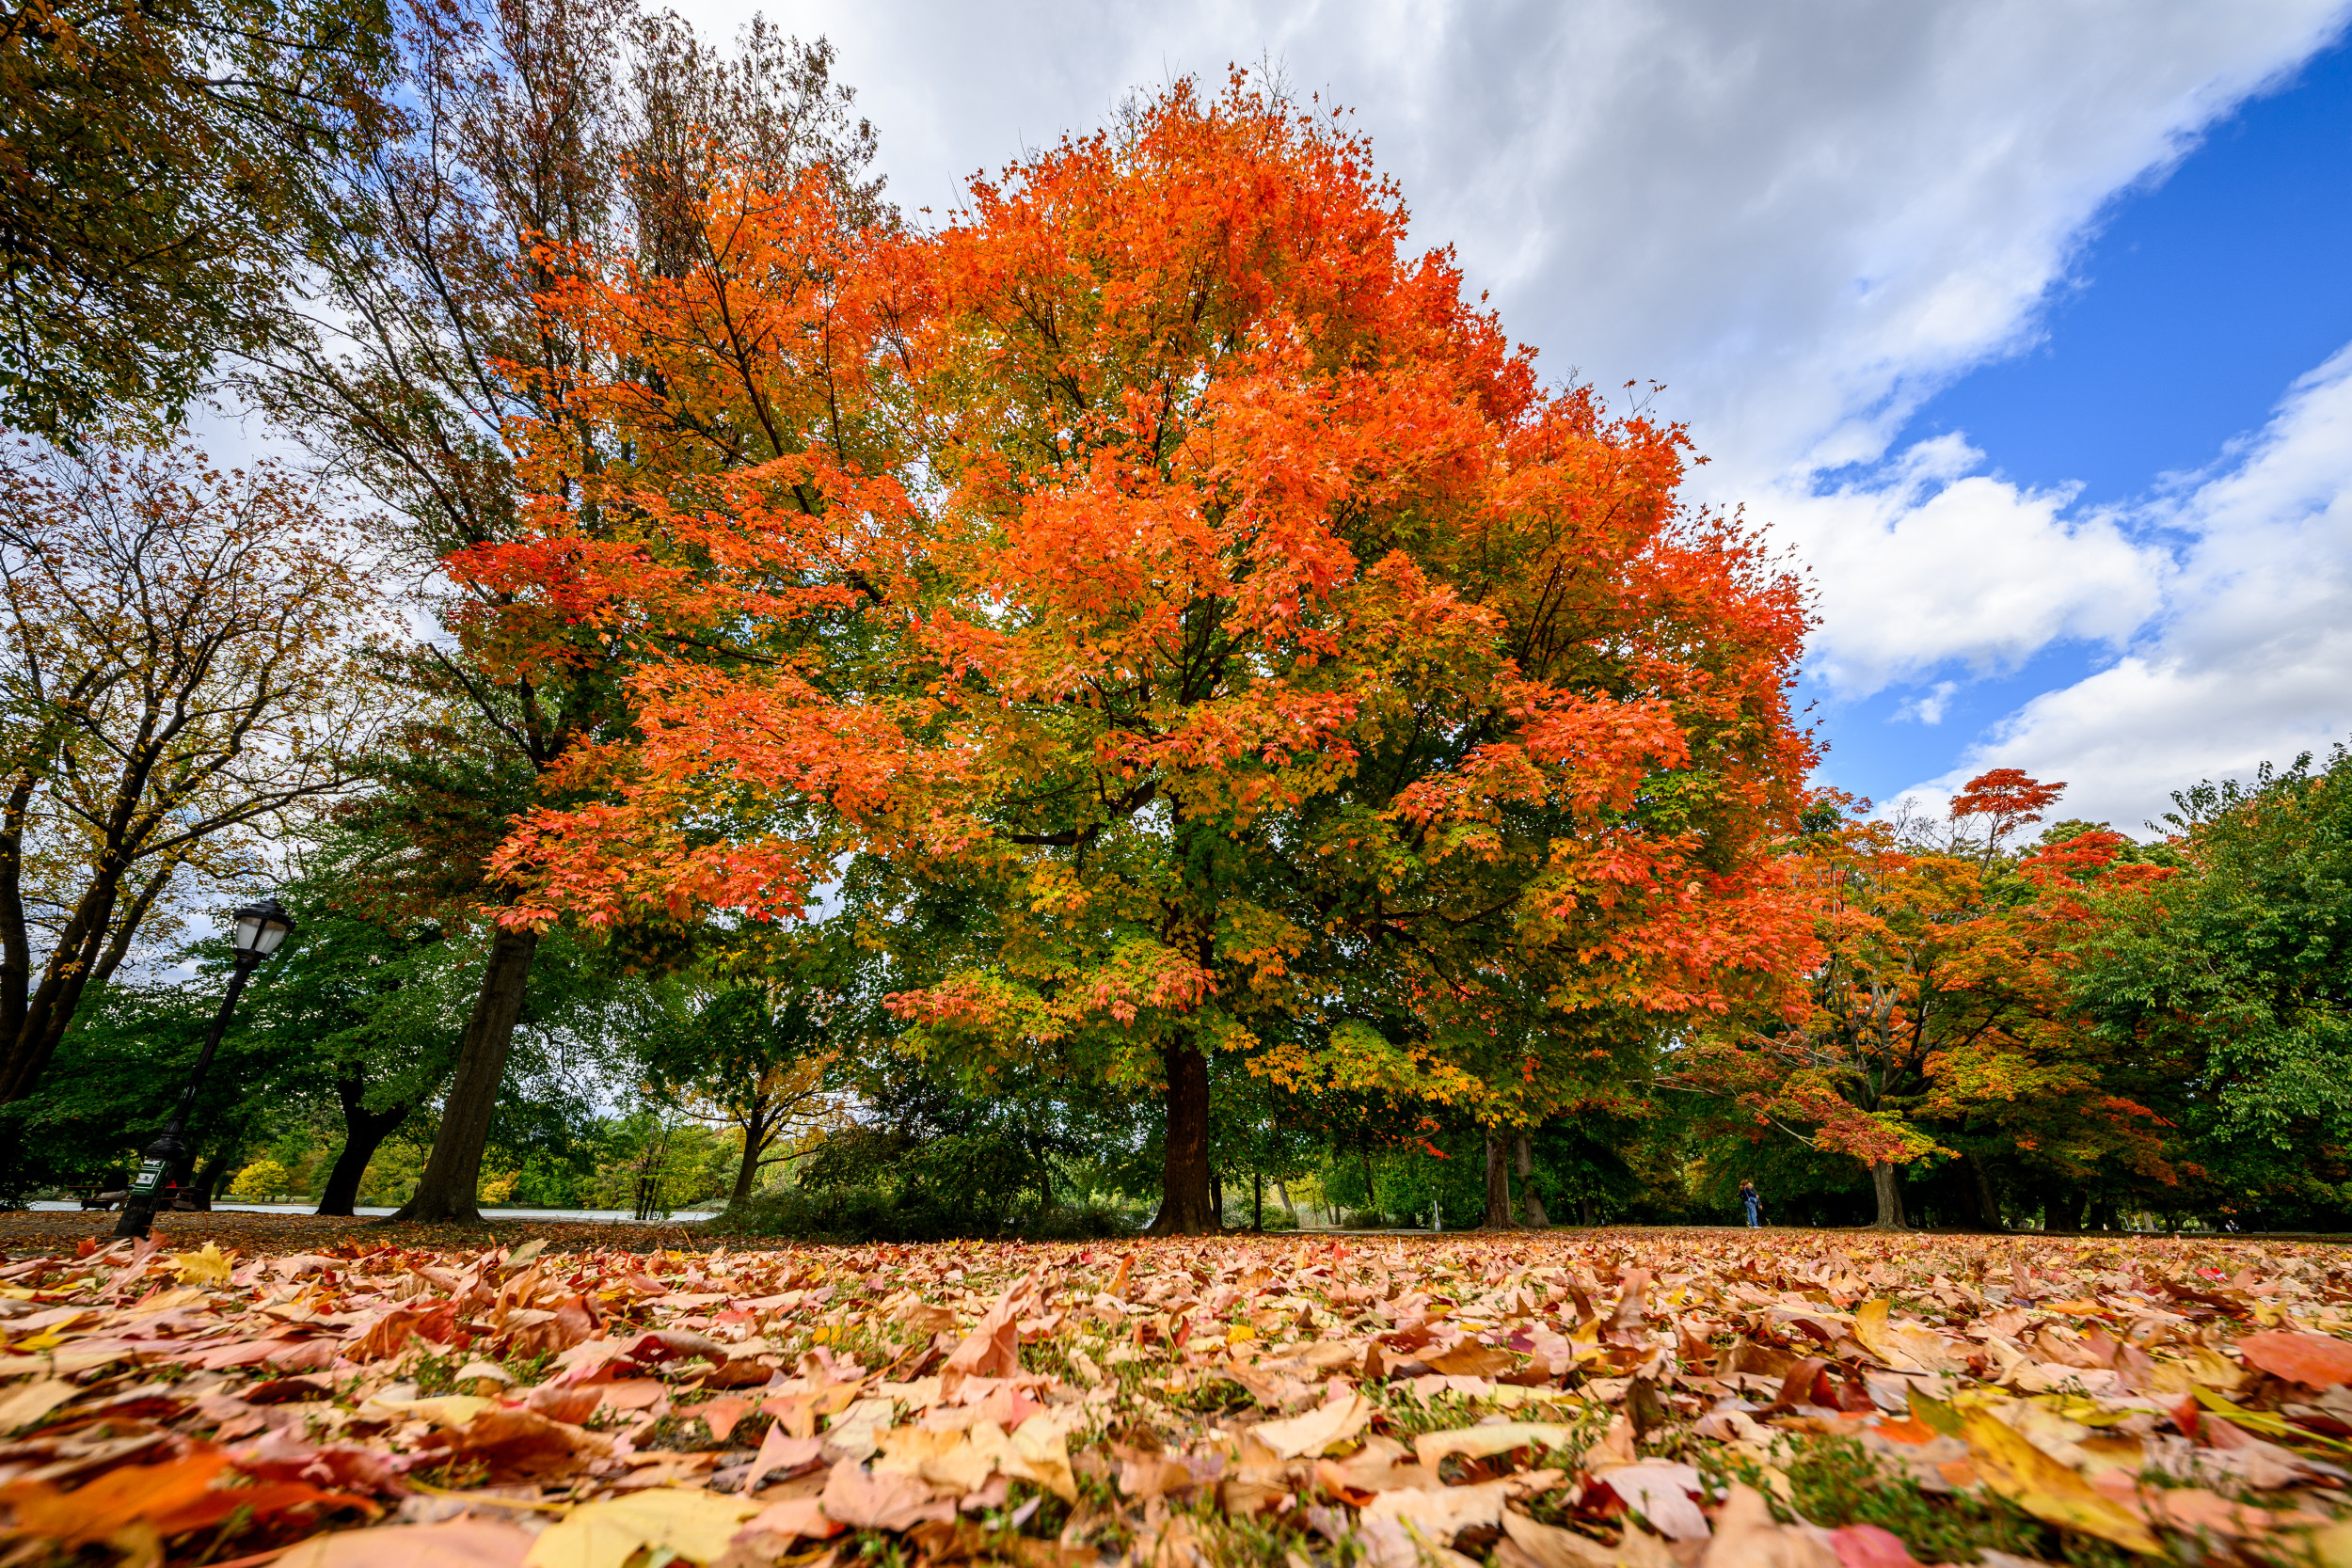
<box><xmin>113</xmin><ymin>897</ymin><xmax>295</xmax><ymax>1241</ymax></box>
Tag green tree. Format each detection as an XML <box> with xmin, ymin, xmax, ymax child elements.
<box><xmin>2073</xmin><ymin>747</ymin><xmax>2352</xmax><ymax>1228</ymax></box>
<box><xmin>0</xmin><ymin>0</ymin><xmax>392</xmax><ymax>440</ymax></box>
<box><xmin>246</xmin><ymin>0</ymin><xmax>883</xmax><ymax>1224</ymax></box>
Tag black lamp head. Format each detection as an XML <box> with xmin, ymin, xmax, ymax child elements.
<box><xmin>230</xmin><ymin>896</ymin><xmax>296</xmax><ymax>962</ymax></box>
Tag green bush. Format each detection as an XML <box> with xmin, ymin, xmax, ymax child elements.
<box><xmin>714</xmin><ymin>1182</ymin><xmax>1135</xmax><ymax>1243</ymax></box>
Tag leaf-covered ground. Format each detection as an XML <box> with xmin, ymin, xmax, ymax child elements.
<box><xmin>0</xmin><ymin>1217</ymin><xmax>2348</xmax><ymax>1568</ymax></box>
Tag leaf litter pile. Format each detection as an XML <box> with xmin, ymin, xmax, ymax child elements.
<box><xmin>3</xmin><ymin>1228</ymin><xmax>2352</xmax><ymax>1568</ymax></box>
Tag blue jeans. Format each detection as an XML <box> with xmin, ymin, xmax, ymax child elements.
<box><xmin>1743</xmin><ymin>1199</ymin><xmax>1759</xmax><ymax>1227</ymax></box>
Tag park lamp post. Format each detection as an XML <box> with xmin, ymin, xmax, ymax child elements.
<box><xmin>112</xmin><ymin>897</ymin><xmax>296</xmax><ymax>1241</ymax></box>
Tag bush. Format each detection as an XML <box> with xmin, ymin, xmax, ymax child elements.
<box><xmin>716</xmin><ymin>1183</ymin><xmax>1134</xmax><ymax>1243</ymax></box>
<box><xmin>228</xmin><ymin>1159</ymin><xmax>290</xmax><ymax>1200</ymax></box>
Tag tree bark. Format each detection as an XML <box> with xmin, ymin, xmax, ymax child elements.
<box><xmin>389</xmin><ymin>926</ymin><xmax>540</xmax><ymax>1224</ymax></box>
<box><xmin>1515</xmin><ymin>1133</ymin><xmax>1549</xmax><ymax>1227</ymax></box>
<box><xmin>1959</xmin><ymin>1152</ymin><xmax>2001</xmax><ymax>1231</ymax></box>
<box><xmin>1275</xmin><ymin>1179</ymin><xmax>1295</xmax><ymax>1225</ymax></box>
<box><xmin>1482</xmin><ymin>1129</ymin><xmax>1515</xmax><ymax>1227</ymax></box>
<box><xmin>729</xmin><ymin>1111</ymin><xmax>774</xmax><ymax>1211</ymax></box>
<box><xmin>316</xmin><ymin>1072</ymin><xmax>413</xmax><ymax>1217</ymax></box>
<box><xmin>1251</xmin><ymin>1170</ymin><xmax>1263</xmax><ymax>1233</ymax></box>
<box><xmin>1146</xmin><ymin>1043</ymin><xmax>1217</xmax><ymax>1234</ymax></box>
<box><xmin>1869</xmin><ymin>1163</ymin><xmax>1907</xmax><ymax>1229</ymax></box>
<box><xmin>1579</xmin><ymin>1195</ymin><xmax>1598</xmax><ymax>1227</ymax></box>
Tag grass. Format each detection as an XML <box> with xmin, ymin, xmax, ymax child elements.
<box><xmin>1701</xmin><ymin>1433</ymin><xmax>2214</xmax><ymax>1568</ymax></box>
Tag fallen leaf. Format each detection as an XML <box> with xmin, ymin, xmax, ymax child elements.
<box><xmin>820</xmin><ymin>1458</ymin><xmax>957</xmax><ymax>1530</ymax></box>
<box><xmin>1363</xmin><ymin>1478</ymin><xmax>1514</xmax><ymax>1543</ymax></box>
<box><xmin>1415</xmin><ymin>1422</ymin><xmax>1581</xmax><ymax>1472</ymax></box>
<box><xmin>1254</xmin><ymin>1390</ymin><xmax>1373</xmax><ymax>1459</ymax></box>
<box><xmin>170</xmin><ymin>1243</ymin><xmax>234</xmax><ymax>1286</ymax></box>
<box><xmin>1503</xmin><ymin>1509</ymin><xmax>1620</xmax><ymax>1568</ymax></box>
<box><xmin>2238</xmin><ymin>1330</ymin><xmax>2352</xmax><ymax>1388</ymax></box>
<box><xmin>0</xmin><ymin>1377</ymin><xmax>77</xmax><ymax>1433</ymax></box>
<box><xmin>1596</xmin><ymin>1462</ymin><xmax>1709</xmax><ymax>1541</ymax></box>
<box><xmin>278</xmin><ymin>1519</ymin><xmax>535</xmax><ymax>1568</ymax></box>
<box><xmin>1961</xmin><ymin>1409</ymin><xmax>2160</xmax><ymax>1554</ymax></box>
<box><xmin>522</xmin><ymin>1486</ymin><xmax>761</xmax><ymax>1568</ymax></box>
<box><xmin>1702</xmin><ymin>1483</ymin><xmax>1839</xmax><ymax>1568</ymax></box>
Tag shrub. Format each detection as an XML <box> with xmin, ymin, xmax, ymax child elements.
<box><xmin>228</xmin><ymin>1159</ymin><xmax>290</xmax><ymax>1200</ymax></box>
<box><xmin>717</xmin><ymin>1183</ymin><xmax>1135</xmax><ymax>1243</ymax></box>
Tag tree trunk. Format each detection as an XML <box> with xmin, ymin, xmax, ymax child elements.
<box><xmin>1146</xmin><ymin>1043</ymin><xmax>1217</xmax><ymax>1234</ymax></box>
<box><xmin>729</xmin><ymin>1130</ymin><xmax>766</xmax><ymax>1211</ymax></box>
<box><xmin>1579</xmin><ymin>1195</ymin><xmax>1598</xmax><ymax>1227</ymax></box>
<box><xmin>1482</xmin><ymin>1129</ymin><xmax>1515</xmax><ymax>1227</ymax></box>
<box><xmin>1211</xmin><ymin>1169</ymin><xmax>1225</xmax><ymax>1224</ymax></box>
<box><xmin>1275</xmin><ymin>1179</ymin><xmax>1294</xmax><ymax>1225</ymax></box>
<box><xmin>1515</xmin><ymin>1134</ymin><xmax>1549</xmax><ymax>1227</ymax></box>
<box><xmin>1869</xmin><ymin>1163</ymin><xmax>1907</xmax><ymax>1229</ymax></box>
<box><xmin>317</xmin><ymin>1072</ymin><xmax>414</xmax><ymax>1217</ymax></box>
<box><xmin>2046</xmin><ymin>1184</ymin><xmax>2089</xmax><ymax>1231</ymax></box>
<box><xmin>1251</xmin><ymin>1171</ymin><xmax>1263</xmax><ymax>1233</ymax></box>
<box><xmin>1959</xmin><ymin>1152</ymin><xmax>2001</xmax><ymax>1231</ymax></box>
<box><xmin>389</xmin><ymin>927</ymin><xmax>540</xmax><ymax>1224</ymax></box>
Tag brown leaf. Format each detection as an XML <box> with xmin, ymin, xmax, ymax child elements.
<box><xmin>819</xmin><ymin>1458</ymin><xmax>956</xmax><ymax>1530</ymax></box>
<box><xmin>1428</xmin><ymin>1340</ymin><xmax>1517</xmax><ymax>1377</ymax></box>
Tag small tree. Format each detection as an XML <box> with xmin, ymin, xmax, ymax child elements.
<box><xmin>0</xmin><ymin>444</ymin><xmax>375</xmax><ymax>1114</ymax></box>
<box><xmin>639</xmin><ymin>979</ymin><xmax>843</xmax><ymax>1211</ymax></box>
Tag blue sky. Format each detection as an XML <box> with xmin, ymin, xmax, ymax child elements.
<box><xmin>1811</xmin><ymin>33</ymin><xmax>2352</xmax><ymax>818</ymax></box>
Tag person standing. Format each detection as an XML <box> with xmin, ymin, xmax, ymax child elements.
<box><xmin>1740</xmin><ymin>1179</ymin><xmax>1761</xmax><ymax>1227</ymax></box>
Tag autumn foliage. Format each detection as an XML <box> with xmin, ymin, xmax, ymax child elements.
<box><xmin>1683</xmin><ymin>772</ymin><xmax>2183</xmax><ymax>1227</ymax></box>
<box><xmin>458</xmin><ymin>78</ymin><xmax>1815</xmax><ymax>1230</ymax></box>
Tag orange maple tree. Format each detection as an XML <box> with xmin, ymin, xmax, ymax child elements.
<box><xmin>468</xmin><ymin>77</ymin><xmax>1815</xmax><ymax>1231</ymax></box>
<box><xmin>1688</xmin><ymin>772</ymin><xmax>2179</xmax><ymax>1227</ymax></box>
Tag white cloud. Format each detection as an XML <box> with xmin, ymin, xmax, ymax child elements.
<box><xmin>709</xmin><ymin>1</ymin><xmax>2343</xmax><ymax>482</ymax></box>
<box><xmin>1897</xmin><ymin>341</ymin><xmax>2352</xmax><ymax>829</ymax></box>
<box><xmin>1770</xmin><ymin>435</ymin><xmax>2170</xmax><ymax>692</ymax></box>
<box><xmin>1898</xmin><ymin>681</ymin><xmax>1962</xmax><ymax>727</ymax></box>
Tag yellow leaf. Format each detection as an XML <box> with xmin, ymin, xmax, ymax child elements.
<box><xmin>169</xmin><ymin>1243</ymin><xmax>233</xmax><ymax>1286</ymax></box>
<box><xmin>1853</xmin><ymin>1297</ymin><xmax>1953</xmax><ymax>1372</ymax></box>
<box><xmin>1226</xmin><ymin>1323</ymin><xmax>1257</xmax><ymax>1343</ymax></box>
<box><xmin>1962</xmin><ymin>1409</ymin><xmax>2159</xmax><ymax>1554</ymax></box>
<box><xmin>523</xmin><ymin>1488</ymin><xmax>761</xmax><ymax>1568</ymax></box>
<box><xmin>359</xmin><ymin>1393</ymin><xmax>496</xmax><ymax>1428</ymax></box>
<box><xmin>1003</xmin><ymin>1413</ymin><xmax>1077</xmax><ymax>1502</ymax></box>
<box><xmin>1252</xmin><ymin>1390</ymin><xmax>1373</xmax><ymax>1460</ymax></box>
<box><xmin>1414</xmin><ymin>1422</ymin><xmax>1582</xmax><ymax>1472</ymax></box>
<box><xmin>0</xmin><ymin>1378</ymin><xmax>77</xmax><ymax>1433</ymax></box>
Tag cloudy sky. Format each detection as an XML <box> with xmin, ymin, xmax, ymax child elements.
<box><xmin>676</xmin><ymin>0</ymin><xmax>2352</xmax><ymax>832</ymax></box>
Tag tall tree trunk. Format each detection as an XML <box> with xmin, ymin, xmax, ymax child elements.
<box><xmin>1146</xmin><ymin>1043</ymin><xmax>1217</xmax><ymax>1234</ymax></box>
<box><xmin>1515</xmin><ymin>1134</ymin><xmax>1549</xmax><ymax>1227</ymax></box>
<box><xmin>1959</xmin><ymin>1152</ymin><xmax>2001</xmax><ymax>1231</ymax></box>
<box><xmin>1275</xmin><ymin>1179</ymin><xmax>1294</xmax><ymax>1225</ymax></box>
<box><xmin>1251</xmin><ymin>1170</ymin><xmax>1263</xmax><ymax>1233</ymax></box>
<box><xmin>1869</xmin><ymin>1163</ymin><xmax>1907</xmax><ymax>1229</ymax></box>
<box><xmin>389</xmin><ymin>927</ymin><xmax>540</xmax><ymax>1224</ymax></box>
<box><xmin>2047</xmin><ymin>1184</ymin><xmax>2089</xmax><ymax>1231</ymax></box>
<box><xmin>1579</xmin><ymin>1195</ymin><xmax>1598</xmax><ymax>1227</ymax></box>
<box><xmin>1482</xmin><ymin>1129</ymin><xmax>1515</xmax><ymax>1227</ymax></box>
<box><xmin>729</xmin><ymin>1110</ymin><xmax>774</xmax><ymax>1212</ymax></box>
<box><xmin>316</xmin><ymin>1072</ymin><xmax>413</xmax><ymax>1217</ymax></box>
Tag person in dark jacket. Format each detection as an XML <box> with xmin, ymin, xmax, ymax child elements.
<box><xmin>1740</xmin><ymin>1179</ymin><xmax>1761</xmax><ymax>1227</ymax></box>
